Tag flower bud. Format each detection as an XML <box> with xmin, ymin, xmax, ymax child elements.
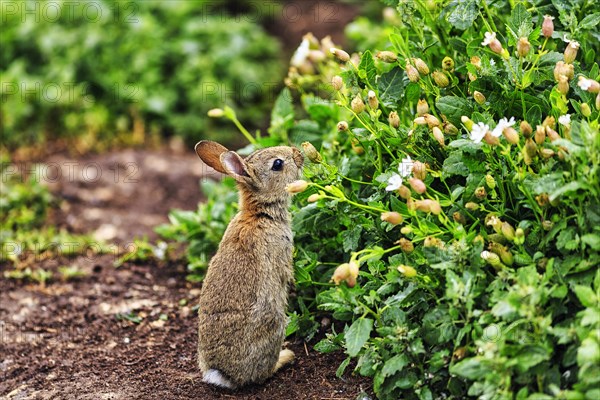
<box><xmin>542</xmin><ymin>116</ymin><xmax>556</xmax><ymax>130</ymax></box>
<box><xmin>444</xmin><ymin>121</ymin><xmax>459</xmax><ymax>135</ymax></box>
<box><xmin>376</xmin><ymin>51</ymin><xmax>398</xmax><ymax>63</ymax></box>
<box><xmin>475</xmin><ymin>186</ymin><xmax>487</xmax><ymax>200</ymax></box>
<box><xmin>525</xmin><ymin>138</ymin><xmax>538</xmax><ymax>157</ymax></box>
<box><xmin>520</xmin><ymin>120</ymin><xmax>533</xmax><ymax>138</ymax></box>
<box><xmin>367</xmin><ymin>90</ymin><xmax>379</xmax><ymax>109</ymax></box>
<box><xmin>557</xmin><ymin>74</ymin><xmax>569</xmax><ymax>96</ymax></box>
<box><xmin>542</xmin><ymin>15</ymin><xmax>554</xmax><ymax>38</ymax></box>
<box><xmin>423</xmin><ymin>236</ymin><xmax>443</xmax><ymax>248</ymax></box>
<box><xmin>331</xmin><ymin>263</ymin><xmax>350</xmax><ymax>285</ymax></box>
<box><xmin>397</xmin><ymin>238</ymin><xmax>414</xmax><ymax>253</ymax></box>
<box><xmin>503</xmin><ymin>127</ymin><xmax>519</xmax><ymax>144</ymax></box>
<box><xmin>554</xmin><ymin>61</ymin><xmax>574</xmax><ymax>81</ymax></box>
<box><xmin>580</xmin><ymin>103</ymin><xmax>591</xmax><ymax>117</ymax></box>
<box><xmin>428</xmin><ymin>200</ymin><xmax>442</xmax><ymax>215</ymax></box>
<box><xmin>536</xmin><ymin>193</ymin><xmax>549</xmax><ymax>207</ymax></box>
<box><xmin>517</xmin><ymin>37</ymin><xmax>531</xmax><ymax>58</ymax></box>
<box><xmin>489</xmin><ymin>243</ymin><xmax>514</xmax><ymax>266</ymax></box>
<box><xmin>409</xmin><ymin>177</ymin><xmax>427</xmax><ymax>194</ymax></box>
<box><xmin>412</xmin><ymin>58</ymin><xmax>430</xmax><ymax>75</ymax></box>
<box><xmin>540</xmin><ymin>148</ymin><xmax>555</xmax><ymax>159</ymax></box>
<box><xmin>414</xmin><ymin>116</ymin><xmax>427</xmax><ymax>125</ymax></box>
<box><xmin>432</xmin><ymin>70</ymin><xmax>450</xmax><ymax>87</ymax></box>
<box><xmin>535</xmin><ymin>125</ymin><xmax>546</xmax><ymax>145</ymax></box>
<box><xmin>465</xmin><ymin>202</ymin><xmax>479</xmax><ymax>211</ymax></box>
<box><xmin>461</xmin><ymin>116</ymin><xmax>474</xmax><ymax>131</ymax></box>
<box><xmin>388</xmin><ymin>111</ymin><xmax>400</xmax><ymax>128</ymax></box>
<box><xmin>331</xmin><ymin>75</ymin><xmax>343</xmax><ymax>91</ymax></box>
<box><xmin>486</xmin><ymin>215</ymin><xmax>502</xmax><ymax>233</ymax></box>
<box><xmin>453</xmin><ymin>211</ymin><xmax>466</xmax><ymax>225</ymax></box>
<box><xmin>351</xmin><ymin>138</ymin><xmax>364</xmax><ymax>155</ymax></box>
<box><xmin>398</xmin><ymin>185</ymin><xmax>411</xmax><ymax>200</ymax></box>
<box><xmin>337</xmin><ymin>121</ymin><xmax>349</xmax><ymax>131</ymax></box>
<box><xmin>596</xmin><ymin>93</ymin><xmax>600</xmax><ymax>109</ymax></box>
<box><xmin>483</xmin><ymin>131</ymin><xmax>500</xmax><ymax>146</ymax></box>
<box><xmin>468</xmin><ymin>72</ymin><xmax>477</xmax><ymax>82</ymax></box>
<box><xmin>301</xmin><ymin>142</ymin><xmax>322</xmax><ymax>163</ymax></box>
<box><xmin>397</xmin><ymin>265</ymin><xmax>417</xmax><ymax>278</ymax></box>
<box><xmin>442</xmin><ymin>56</ymin><xmax>455</xmax><ymax>71</ymax></box>
<box><xmin>307</xmin><ymin>193</ymin><xmax>323</xmax><ymax>203</ymax></box>
<box><xmin>481</xmin><ymin>251</ymin><xmax>503</xmax><ymax>268</ymax></box>
<box><xmin>406</xmin><ymin>63</ymin><xmax>420</xmax><ymax>82</ymax></box>
<box><xmin>381</xmin><ymin>211</ymin><xmax>403</xmax><ymax>225</ymax></box>
<box><xmin>489</xmin><ymin>38</ymin><xmax>503</xmax><ymax>54</ymax></box>
<box><xmin>285</xmin><ymin>180</ymin><xmax>309</xmax><ymax>193</ymax></box>
<box><xmin>564</xmin><ymin>41</ymin><xmax>580</xmax><ymax>64</ymax></box>
<box><xmin>542</xmin><ymin>220</ymin><xmax>554</xmax><ymax>231</ymax></box>
<box><xmin>546</xmin><ymin>126</ymin><xmax>560</xmax><ymax>142</ymax></box>
<box><xmin>473</xmin><ymin>91</ymin><xmax>486</xmax><ymax>105</ymax></box>
<box><xmin>417</xmin><ymin>99</ymin><xmax>429</xmax><ymax>116</ymax></box>
<box><xmin>501</xmin><ymin>222</ymin><xmax>516</xmax><ymax>241</ymax></box>
<box><xmin>330</xmin><ymin>47</ymin><xmax>350</xmax><ymax>62</ymax></box>
<box><xmin>470</xmin><ymin>56</ymin><xmax>482</xmax><ymax>70</ymax></box>
<box><xmin>485</xmin><ymin>174</ymin><xmax>496</xmax><ymax>189</ymax></box>
<box><xmin>432</xmin><ymin>126</ymin><xmax>445</xmax><ymax>147</ymax></box>
<box><xmin>207</xmin><ymin>108</ymin><xmax>225</xmax><ymax>118</ymax></box>
<box><xmin>412</xmin><ymin>161</ymin><xmax>427</xmax><ymax>180</ymax></box>
<box><xmin>515</xmin><ymin>227</ymin><xmax>525</xmax><ymax>245</ymax></box>
<box><xmin>400</xmin><ymin>226</ymin><xmax>412</xmax><ymax>235</ymax></box>
<box><xmin>351</xmin><ymin>96</ymin><xmax>365</xmax><ymax>114</ymax></box>
<box><xmin>424</xmin><ymin>114</ymin><xmax>441</xmax><ymax>128</ymax></box>
<box><xmin>578</xmin><ymin>77</ymin><xmax>600</xmax><ymax>93</ymax></box>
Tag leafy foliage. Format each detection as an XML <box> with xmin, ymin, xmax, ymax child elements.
<box><xmin>165</xmin><ymin>1</ymin><xmax>600</xmax><ymax>398</ymax></box>
<box><xmin>0</xmin><ymin>0</ymin><xmax>283</xmax><ymax>150</ymax></box>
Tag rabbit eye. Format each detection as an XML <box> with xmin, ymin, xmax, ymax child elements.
<box><xmin>271</xmin><ymin>159</ymin><xmax>284</xmax><ymax>171</ymax></box>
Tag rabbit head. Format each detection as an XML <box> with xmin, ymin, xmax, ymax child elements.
<box><xmin>195</xmin><ymin>141</ymin><xmax>304</xmax><ymax>205</ymax></box>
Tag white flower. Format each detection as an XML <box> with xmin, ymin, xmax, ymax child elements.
<box><xmin>470</xmin><ymin>122</ymin><xmax>490</xmax><ymax>143</ymax></box>
<box><xmin>399</xmin><ymin>155</ymin><xmax>414</xmax><ymax>178</ymax></box>
<box><xmin>482</xmin><ymin>32</ymin><xmax>496</xmax><ymax>46</ymax></box>
<box><xmin>291</xmin><ymin>38</ymin><xmax>310</xmax><ymax>67</ymax></box>
<box><xmin>386</xmin><ymin>174</ymin><xmax>403</xmax><ymax>191</ymax></box>
<box><xmin>491</xmin><ymin>117</ymin><xmax>516</xmax><ymax>137</ymax></box>
<box><xmin>558</xmin><ymin>114</ymin><xmax>571</xmax><ymax>127</ymax></box>
<box><xmin>578</xmin><ymin>77</ymin><xmax>592</xmax><ymax>91</ymax></box>
<box><xmin>489</xmin><ymin>59</ymin><xmax>496</xmax><ymax>66</ymax></box>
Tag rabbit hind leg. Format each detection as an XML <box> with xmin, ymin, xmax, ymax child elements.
<box><xmin>273</xmin><ymin>349</ymin><xmax>295</xmax><ymax>373</ymax></box>
<box><xmin>203</xmin><ymin>369</ymin><xmax>236</xmax><ymax>389</ymax></box>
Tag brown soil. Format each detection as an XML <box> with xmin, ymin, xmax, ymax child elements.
<box><xmin>1</xmin><ymin>149</ymin><xmax>373</xmax><ymax>400</ymax></box>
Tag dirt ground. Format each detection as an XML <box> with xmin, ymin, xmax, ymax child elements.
<box><xmin>0</xmin><ymin>149</ymin><xmax>374</xmax><ymax>400</ymax></box>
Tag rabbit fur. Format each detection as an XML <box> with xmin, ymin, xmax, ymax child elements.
<box><xmin>194</xmin><ymin>140</ymin><xmax>304</xmax><ymax>389</ymax></box>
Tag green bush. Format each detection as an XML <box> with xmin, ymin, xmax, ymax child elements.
<box><xmin>0</xmin><ymin>0</ymin><xmax>283</xmax><ymax>150</ymax></box>
<box><xmin>164</xmin><ymin>1</ymin><xmax>600</xmax><ymax>398</ymax></box>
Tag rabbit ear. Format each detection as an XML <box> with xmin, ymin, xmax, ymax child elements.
<box><xmin>220</xmin><ymin>151</ymin><xmax>250</xmax><ymax>182</ymax></box>
<box><xmin>195</xmin><ymin>141</ymin><xmax>229</xmax><ymax>174</ymax></box>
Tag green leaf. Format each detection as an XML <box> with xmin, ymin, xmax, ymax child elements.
<box><xmin>314</xmin><ymin>338</ymin><xmax>342</xmax><ymax>353</ymax></box>
<box><xmin>377</xmin><ymin>67</ymin><xmax>404</xmax><ymax>108</ymax></box>
<box><xmin>582</xmin><ymin>234</ymin><xmax>600</xmax><ymax>251</ymax></box>
<box><xmin>444</xmin><ymin>0</ymin><xmax>479</xmax><ymax>30</ymax></box>
<box><xmin>269</xmin><ymin>88</ymin><xmax>294</xmax><ymax>138</ymax></box>
<box><xmin>573</xmin><ymin>285</ymin><xmax>597</xmax><ymax>307</ymax></box>
<box><xmin>359</xmin><ymin>50</ymin><xmax>377</xmax><ymax>87</ymax></box>
<box><xmin>436</xmin><ymin>96</ymin><xmax>473</xmax><ymax>127</ymax></box>
<box><xmin>335</xmin><ymin>357</ymin><xmax>351</xmax><ymax>378</ymax></box>
<box><xmin>450</xmin><ymin>357</ymin><xmax>490</xmax><ymax>379</ymax></box>
<box><xmin>345</xmin><ymin>317</ymin><xmax>374</xmax><ymax>357</ymax></box>
<box><xmin>580</xmin><ymin>13</ymin><xmax>600</xmax><ymax>30</ymax></box>
<box><xmin>507</xmin><ymin>3</ymin><xmax>532</xmax><ymax>42</ymax></box>
<box><xmin>381</xmin><ymin>354</ymin><xmax>409</xmax><ymax>377</ymax></box>
<box><xmin>342</xmin><ymin>224</ymin><xmax>362</xmax><ymax>252</ymax></box>
<box><xmin>442</xmin><ymin>151</ymin><xmax>470</xmax><ymax>177</ymax></box>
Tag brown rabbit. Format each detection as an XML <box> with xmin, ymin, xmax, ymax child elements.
<box><xmin>194</xmin><ymin>140</ymin><xmax>304</xmax><ymax>389</ymax></box>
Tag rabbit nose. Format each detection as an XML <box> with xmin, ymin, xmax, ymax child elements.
<box><xmin>292</xmin><ymin>148</ymin><xmax>304</xmax><ymax>168</ymax></box>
